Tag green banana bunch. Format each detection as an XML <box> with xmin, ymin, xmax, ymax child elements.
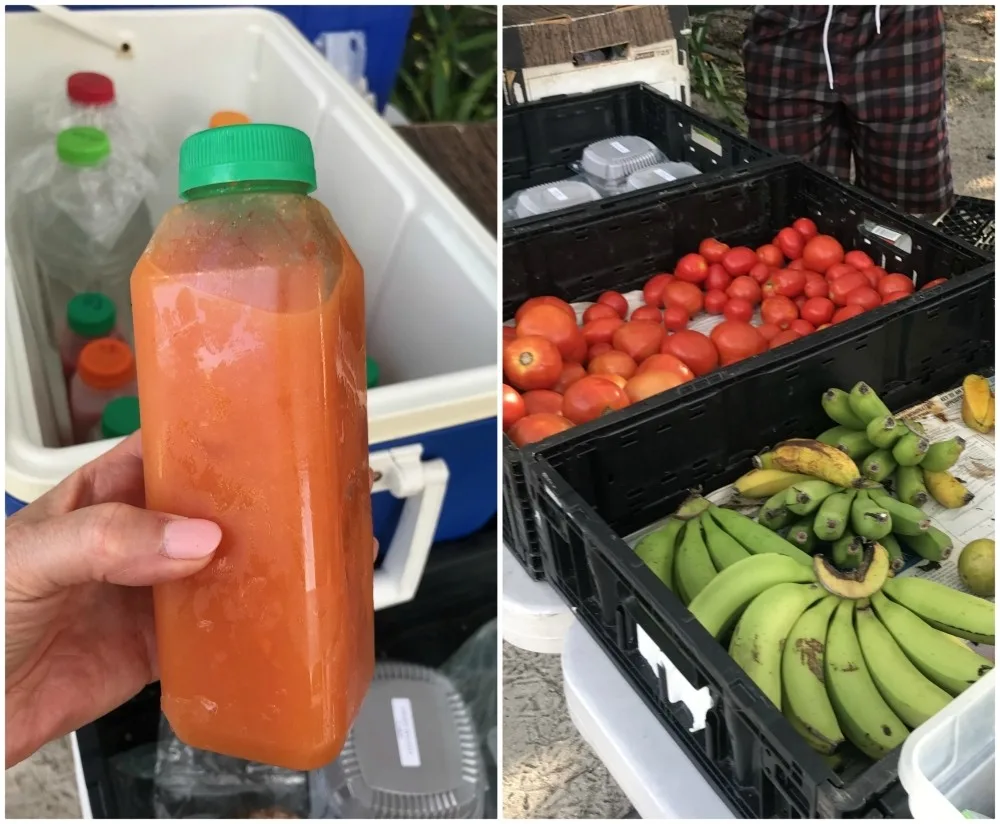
<box><xmin>673</xmin><ymin>518</ymin><xmax>716</xmax><ymax>605</ymax></box>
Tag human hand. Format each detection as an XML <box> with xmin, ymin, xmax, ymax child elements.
<box><xmin>5</xmin><ymin>433</ymin><xmax>222</xmax><ymax>767</ymax></box>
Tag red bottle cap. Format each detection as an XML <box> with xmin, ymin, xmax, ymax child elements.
<box><xmin>67</xmin><ymin>72</ymin><xmax>115</xmax><ymax>106</ymax></box>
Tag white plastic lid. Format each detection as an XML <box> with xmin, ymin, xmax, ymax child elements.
<box><xmin>513</xmin><ymin>180</ymin><xmax>601</xmax><ymax>218</ymax></box>
<box><xmin>625</xmin><ymin>161</ymin><xmax>702</xmax><ymax>191</ymax></box>
<box><xmin>581</xmin><ymin>135</ymin><xmax>663</xmax><ymax>183</ymax></box>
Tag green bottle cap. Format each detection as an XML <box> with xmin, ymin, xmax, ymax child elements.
<box><xmin>57</xmin><ymin>126</ymin><xmax>110</xmax><ymax>167</ymax></box>
<box><xmin>100</xmin><ymin>396</ymin><xmax>141</xmax><ymax>439</ymax></box>
<box><xmin>178</xmin><ymin>124</ymin><xmax>317</xmax><ymax>199</ymax></box>
<box><xmin>366</xmin><ymin>356</ymin><xmax>380</xmax><ymax>388</ymax></box>
<box><xmin>67</xmin><ymin>292</ymin><xmax>117</xmax><ymax>338</ymax></box>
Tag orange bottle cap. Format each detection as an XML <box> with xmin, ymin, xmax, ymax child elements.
<box><xmin>78</xmin><ymin>338</ymin><xmax>135</xmax><ymax>390</ymax></box>
<box><xmin>209</xmin><ymin>110</ymin><xmax>251</xmax><ymax>128</ymax></box>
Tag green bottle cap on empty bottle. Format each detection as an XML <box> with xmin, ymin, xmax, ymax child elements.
<box><xmin>57</xmin><ymin>127</ymin><xmax>111</xmax><ymax>167</ymax></box>
<box><xmin>67</xmin><ymin>292</ymin><xmax>117</xmax><ymax>338</ymax></box>
<box><xmin>100</xmin><ymin>396</ymin><xmax>141</xmax><ymax>439</ymax></box>
<box><xmin>366</xmin><ymin>356</ymin><xmax>380</xmax><ymax>388</ymax></box>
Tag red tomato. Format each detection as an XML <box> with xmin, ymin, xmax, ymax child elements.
<box><xmin>662</xmin><ymin>280</ymin><xmax>704</xmax><ymax>316</ymax></box>
<box><xmin>862</xmin><ymin>266</ymin><xmax>889</xmax><ymax>287</ymax></box>
<box><xmin>749</xmin><ymin>262</ymin><xmax>773</xmax><ymax>285</ymax></box>
<box><xmin>800</xmin><ymin>296</ymin><xmax>835</xmax><ymax>326</ymax></box>
<box><xmin>795</xmin><ymin>295</ymin><xmax>808</xmax><ymax>312</ymax></box>
<box><xmin>704</xmin><ymin>289</ymin><xmax>728</xmax><ymax>315</ymax></box>
<box><xmin>613</xmin><ymin>321</ymin><xmax>664</xmax><ymax>363</ymax></box>
<box><xmin>642</xmin><ymin>273</ymin><xmax>673</xmax><ymax>307</ymax></box>
<box><xmin>803</xmin><ymin>272</ymin><xmax>829</xmax><ymax>298</ymax></box>
<box><xmin>921</xmin><ymin>277</ymin><xmax>949</xmax><ymax>290</ymax></box>
<box><xmin>588</xmin><ymin>350</ymin><xmax>638</xmax><ymax>380</ymax></box>
<box><xmin>661</xmin><ymin>330</ymin><xmax>718</xmax><ymax>377</ymax></box>
<box><xmin>727</xmin><ymin>275</ymin><xmax>763</xmax><ymax>305</ymax></box>
<box><xmin>552</xmin><ymin>362</ymin><xmax>587</xmax><ymax>394</ymax></box>
<box><xmin>502</xmin><ymin>384</ymin><xmax>526</xmax><ymax>431</ymax></box>
<box><xmin>816</xmin><ymin>323</ymin><xmax>832</xmax><ymax>331</ymax></box>
<box><xmin>582</xmin><ymin>317</ymin><xmax>624</xmax><ymax>346</ymax></box>
<box><xmin>674</xmin><ymin>253</ymin><xmax>710</xmax><ymax>284</ymax></box>
<box><xmin>787</xmin><ymin>258</ymin><xmax>807</xmax><ymax>271</ymax></box>
<box><xmin>844</xmin><ymin>250</ymin><xmax>875</xmax><ymax>270</ymax></box>
<box><xmin>597</xmin><ymin>290</ymin><xmax>629</xmax><ymax>318</ymax></box>
<box><xmin>845</xmin><ymin>286</ymin><xmax>882</xmax><ymax>311</ymax></box>
<box><xmin>583</xmin><ymin>302</ymin><xmax>619</xmax><ymax>323</ymax></box>
<box><xmin>761</xmin><ymin>295</ymin><xmax>798</xmax><ymax>330</ymax></box>
<box><xmin>722</xmin><ymin>246</ymin><xmax>758</xmax><ymax>277</ymax></box>
<box><xmin>757</xmin><ymin>323</ymin><xmax>781</xmax><ymax>343</ymax></box>
<box><xmin>588</xmin><ymin>342</ymin><xmax>612</xmax><ymax>361</ymax></box>
<box><xmin>769</xmin><ymin>329</ymin><xmax>803</xmax><ymax>349</ymax></box>
<box><xmin>637</xmin><ymin>351</ymin><xmax>696</xmax><ymax>379</ymax></box>
<box><xmin>515</xmin><ymin>296</ymin><xmax>576</xmax><ymax>324</ymax></box>
<box><xmin>768</xmin><ymin>269</ymin><xmax>806</xmax><ymax>299</ymax></box>
<box><xmin>503</xmin><ymin>336</ymin><xmax>563</xmax><ymax>391</ymax></box>
<box><xmin>829</xmin><ymin>271</ymin><xmax>870</xmax><ymax>306</ymax></box>
<box><xmin>802</xmin><ymin>235</ymin><xmax>845</xmax><ymax>273</ymax></box>
<box><xmin>631</xmin><ymin>305</ymin><xmax>662</xmax><ymax>323</ymax></box>
<box><xmin>825</xmin><ymin>263</ymin><xmax>858</xmax><ymax>283</ymax></box>
<box><xmin>595</xmin><ymin>373</ymin><xmax>628</xmax><ymax>390</ymax></box>
<box><xmin>705</xmin><ymin>263</ymin><xmax>733</xmax><ymax>292</ymax></box>
<box><xmin>723</xmin><ymin>297</ymin><xmax>754</xmax><ymax>323</ymax></box>
<box><xmin>789</xmin><ymin>319</ymin><xmax>815</xmax><ymax>337</ymax></box>
<box><xmin>503</xmin><ymin>325</ymin><xmax>517</xmax><ymax>345</ymax></box>
<box><xmin>757</xmin><ymin>243</ymin><xmax>785</xmax><ymax>268</ymax></box>
<box><xmin>663</xmin><ymin>304</ymin><xmax>690</xmax><ymax>332</ymax></box>
<box><xmin>878</xmin><ymin>274</ymin><xmax>915</xmax><ymax>298</ymax></box>
<box><xmin>699</xmin><ymin>238</ymin><xmax>731</xmax><ymax>265</ymax></box>
<box><xmin>562</xmin><ymin>376</ymin><xmax>630</xmax><ymax>424</ymax></box>
<box><xmin>517</xmin><ymin>304</ymin><xmax>585</xmax><ymax>362</ymax></box>
<box><xmin>522</xmin><ymin>389</ymin><xmax>565</xmax><ymax>416</ymax></box>
<box><xmin>710</xmin><ymin>321</ymin><xmax>766</xmax><ymax>367</ymax></box>
<box><xmin>792</xmin><ymin>217</ymin><xmax>819</xmax><ymax>240</ymax></box>
<box><xmin>881</xmin><ymin>291</ymin><xmax>911</xmax><ymax>305</ymax></box>
<box><xmin>832</xmin><ymin>304</ymin><xmax>866</xmax><ymax>324</ymax></box>
<box><xmin>624</xmin><ymin>370</ymin><xmax>689</xmax><ymax>403</ymax></box>
<box><xmin>775</xmin><ymin>227</ymin><xmax>805</xmax><ymax>261</ymax></box>
<box><xmin>508</xmin><ymin>413</ymin><xmax>574</xmax><ymax>447</ymax></box>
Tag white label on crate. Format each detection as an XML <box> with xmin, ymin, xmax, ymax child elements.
<box><xmin>691</xmin><ymin>125</ymin><xmax>723</xmax><ymax>157</ymax></box>
<box><xmin>391</xmin><ymin>697</ymin><xmax>421</xmax><ymax>767</ymax></box>
<box><xmin>610</xmin><ymin>139</ymin><xmax>631</xmax><ymax>154</ymax></box>
<box><xmin>653</xmin><ymin>168</ymin><xmax>677</xmax><ymax>182</ymax></box>
<box><xmin>547</xmin><ymin>186</ymin><xmax>568</xmax><ymax>202</ymax></box>
<box><xmin>635</xmin><ymin>625</ymin><xmax>714</xmax><ymax>733</ymax></box>
<box><xmin>869</xmin><ymin>223</ymin><xmax>903</xmax><ymax>243</ymax></box>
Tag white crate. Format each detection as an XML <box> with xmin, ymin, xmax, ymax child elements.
<box><xmin>5</xmin><ymin>7</ymin><xmax>497</xmax><ymax>614</ymax></box>
<box><xmin>899</xmin><ymin>669</ymin><xmax>996</xmax><ymax>820</ymax></box>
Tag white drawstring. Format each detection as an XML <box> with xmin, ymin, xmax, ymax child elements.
<box><xmin>822</xmin><ymin>5</ymin><xmax>835</xmax><ymax>90</ymax></box>
<box><xmin>822</xmin><ymin>6</ymin><xmax>883</xmax><ymax>91</ymax></box>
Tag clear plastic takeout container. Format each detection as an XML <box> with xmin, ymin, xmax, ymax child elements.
<box><xmin>504</xmin><ymin>179</ymin><xmax>601</xmax><ymax>221</ymax></box>
<box><xmin>579</xmin><ymin>135</ymin><xmax>665</xmax><ymax>193</ymax></box>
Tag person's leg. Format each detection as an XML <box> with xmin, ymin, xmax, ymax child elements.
<box><xmin>842</xmin><ymin>5</ymin><xmax>955</xmax><ymax>216</ymax></box>
<box><xmin>743</xmin><ymin>6</ymin><xmax>852</xmax><ymax>180</ymax></box>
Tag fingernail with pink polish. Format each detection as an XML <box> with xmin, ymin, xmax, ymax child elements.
<box><xmin>163</xmin><ymin>519</ymin><xmax>222</xmax><ymax>559</ymax></box>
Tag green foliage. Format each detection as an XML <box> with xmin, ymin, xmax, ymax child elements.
<box><xmin>391</xmin><ymin>5</ymin><xmax>497</xmax><ymax>123</ymax></box>
<box><xmin>687</xmin><ymin>16</ymin><xmax>747</xmax><ymax>132</ymax></box>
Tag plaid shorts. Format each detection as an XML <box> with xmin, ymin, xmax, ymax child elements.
<box><xmin>744</xmin><ymin>5</ymin><xmax>955</xmax><ymax>216</ymax></box>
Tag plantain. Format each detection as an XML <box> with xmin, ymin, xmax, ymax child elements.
<box><xmin>755</xmin><ymin>439</ymin><xmax>862</xmax><ymax>488</ymax></box>
<box><xmin>822</xmin><ymin>388</ymin><xmax>867</xmax><ymax>429</ymax></box>
<box><xmin>894</xmin><ymin>465</ymin><xmax>930</xmax><ymax>508</ymax></box>
<box><xmin>847</xmin><ymin>381</ymin><xmax>892</xmax><ymax>425</ymax></box>
<box><xmin>634</xmin><ymin>519</ymin><xmax>685</xmax><ymax>590</ymax></box>
<box><xmin>920</xmin><ymin>437</ymin><xmax>966</xmax><ymax>473</ymax></box>
<box><xmin>865</xmin><ymin>414</ymin><xmax>905</xmax><ymax>449</ymax></box>
<box><xmin>923</xmin><ymin>469</ymin><xmax>974</xmax><ymax>509</ymax></box>
<box><xmin>961</xmin><ymin>374</ymin><xmax>995</xmax><ymax>434</ymax></box>
<box><xmin>861</xmin><ymin>448</ymin><xmax>897</xmax><ymax>483</ymax></box>
<box><xmin>733</xmin><ymin>468</ymin><xmax>814</xmax><ymax>499</ymax></box>
<box><xmin>891</xmin><ymin>431</ymin><xmax>930</xmax><ymax>467</ymax></box>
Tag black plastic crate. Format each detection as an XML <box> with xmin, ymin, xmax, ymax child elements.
<box><xmin>502</xmin><ymin>158</ymin><xmax>993</xmax><ymax>580</ymax></box>
<box><xmin>502</xmin><ymin>82</ymin><xmax>776</xmax><ymax>234</ymax></box>
<box><xmin>935</xmin><ymin>195</ymin><xmax>995</xmax><ymax>254</ymax></box>
<box><xmin>75</xmin><ymin>526</ymin><xmax>498</xmax><ymax>818</ymax></box>
<box><xmin>522</xmin><ymin>271</ymin><xmax>995</xmax><ymax>818</ymax></box>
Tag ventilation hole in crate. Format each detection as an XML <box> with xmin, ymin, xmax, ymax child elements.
<box><xmin>854</xmin><ymin>342</ymin><xmax>867</xmax><ymax>353</ymax></box>
<box><xmin>608</xmin><ymin>223</ymin><xmax>621</xmax><ymax>233</ymax></box>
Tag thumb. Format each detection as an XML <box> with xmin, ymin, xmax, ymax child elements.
<box><xmin>8</xmin><ymin>502</ymin><xmax>221</xmax><ymax>592</ymax></box>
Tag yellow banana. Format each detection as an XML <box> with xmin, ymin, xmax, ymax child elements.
<box><xmin>961</xmin><ymin>374</ymin><xmax>995</xmax><ymax>434</ymax></box>
<box><xmin>756</xmin><ymin>439</ymin><xmax>862</xmax><ymax>488</ymax></box>
<box><xmin>733</xmin><ymin>468</ymin><xmax>813</xmax><ymax>499</ymax></box>
<box><xmin>922</xmin><ymin>468</ymin><xmax>974</xmax><ymax>509</ymax></box>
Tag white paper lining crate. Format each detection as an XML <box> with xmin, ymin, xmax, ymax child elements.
<box><xmin>5</xmin><ymin>7</ymin><xmax>498</xmax><ymax>616</ymax></box>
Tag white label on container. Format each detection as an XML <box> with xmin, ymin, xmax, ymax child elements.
<box><xmin>547</xmin><ymin>187</ymin><xmax>568</xmax><ymax>202</ymax></box>
<box><xmin>653</xmin><ymin>168</ymin><xmax>677</xmax><ymax>182</ymax></box>
<box><xmin>635</xmin><ymin>625</ymin><xmax>714</xmax><ymax>733</ymax></box>
<box><xmin>870</xmin><ymin>224</ymin><xmax>903</xmax><ymax>243</ymax></box>
<box><xmin>691</xmin><ymin>125</ymin><xmax>723</xmax><ymax>157</ymax></box>
<box><xmin>391</xmin><ymin>697</ymin><xmax>421</xmax><ymax>767</ymax></box>
<box><xmin>610</xmin><ymin>139</ymin><xmax>631</xmax><ymax>154</ymax></box>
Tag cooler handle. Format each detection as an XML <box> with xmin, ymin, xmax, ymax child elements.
<box><xmin>370</xmin><ymin>444</ymin><xmax>448</xmax><ymax>611</ymax></box>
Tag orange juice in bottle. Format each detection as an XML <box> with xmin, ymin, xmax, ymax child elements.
<box><xmin>131</xmin><ymin>124</ymin><xmax>373</xmax><ymax>770</ymax></box>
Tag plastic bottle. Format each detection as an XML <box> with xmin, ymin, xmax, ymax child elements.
<box><xmin>69</xmin><ymin>338</ymin><xmax>138</xmax><ymax>444</ymax></box>
<box><xmin>59</xmin><ymin>292</ymin><xmax>122</xmax><ymax>380</ymax></box>
<box><xmin>91</xmin><ymin>395</ymin><xmax>140</xmax><ymax>441</ymax></box>
<box><xmin>208</xmin><ymin>110</ymin><xmax>250</xmax><ymax>128</ymax></box>
<box><xmin>32</xmin><ymin>127</ymin><xmax>153</xmax><ymax>346</ymax></box>
<box><xmin>131</xmin><ymin>124</ymin><xmax>373</xmax><ymax>770</ymax></box>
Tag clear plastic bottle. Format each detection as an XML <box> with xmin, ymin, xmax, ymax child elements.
<box><xmin>59</xmin><ymin>292</ymin><xmax>122</xmax><ymax>380</ymax></box>
<box><xmin>90</xmin><ymin>395</ymin><xmax>140</xmax><ymax>442</ymax></box>
<box><xmin>31</xmin><ymin>127</ymin><xmax>153</xmax><ymax>346</ymax></box>
<box><xmin>132</xmin><ymin>124</ymin><xmax>373</xmax><ymax>770</ymax></box>
<box><xmin>69</xmin><ymin>338</ymin><xmax>138</xmax><ymax>444</ymax></box>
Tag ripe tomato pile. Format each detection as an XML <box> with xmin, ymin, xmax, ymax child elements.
<box><xmin>503</xmin><ymin>217</ymin><xmax>948</xmax><ymax>446</ymax></box>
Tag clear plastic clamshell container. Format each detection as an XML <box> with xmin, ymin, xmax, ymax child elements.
<box><xmin>580</xmin><ymin>135</ymin><xmax>664</xmax><ymax>193</ymax></box>
<box><xmin>625</xmin><ymin>160</ymin><xmax>701</xmax><ymax>191</ymax></box>
<box><xmin>505</xmin><ymin>179</ymin><xmax>601</xmax><ymax>221</ymax></box>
